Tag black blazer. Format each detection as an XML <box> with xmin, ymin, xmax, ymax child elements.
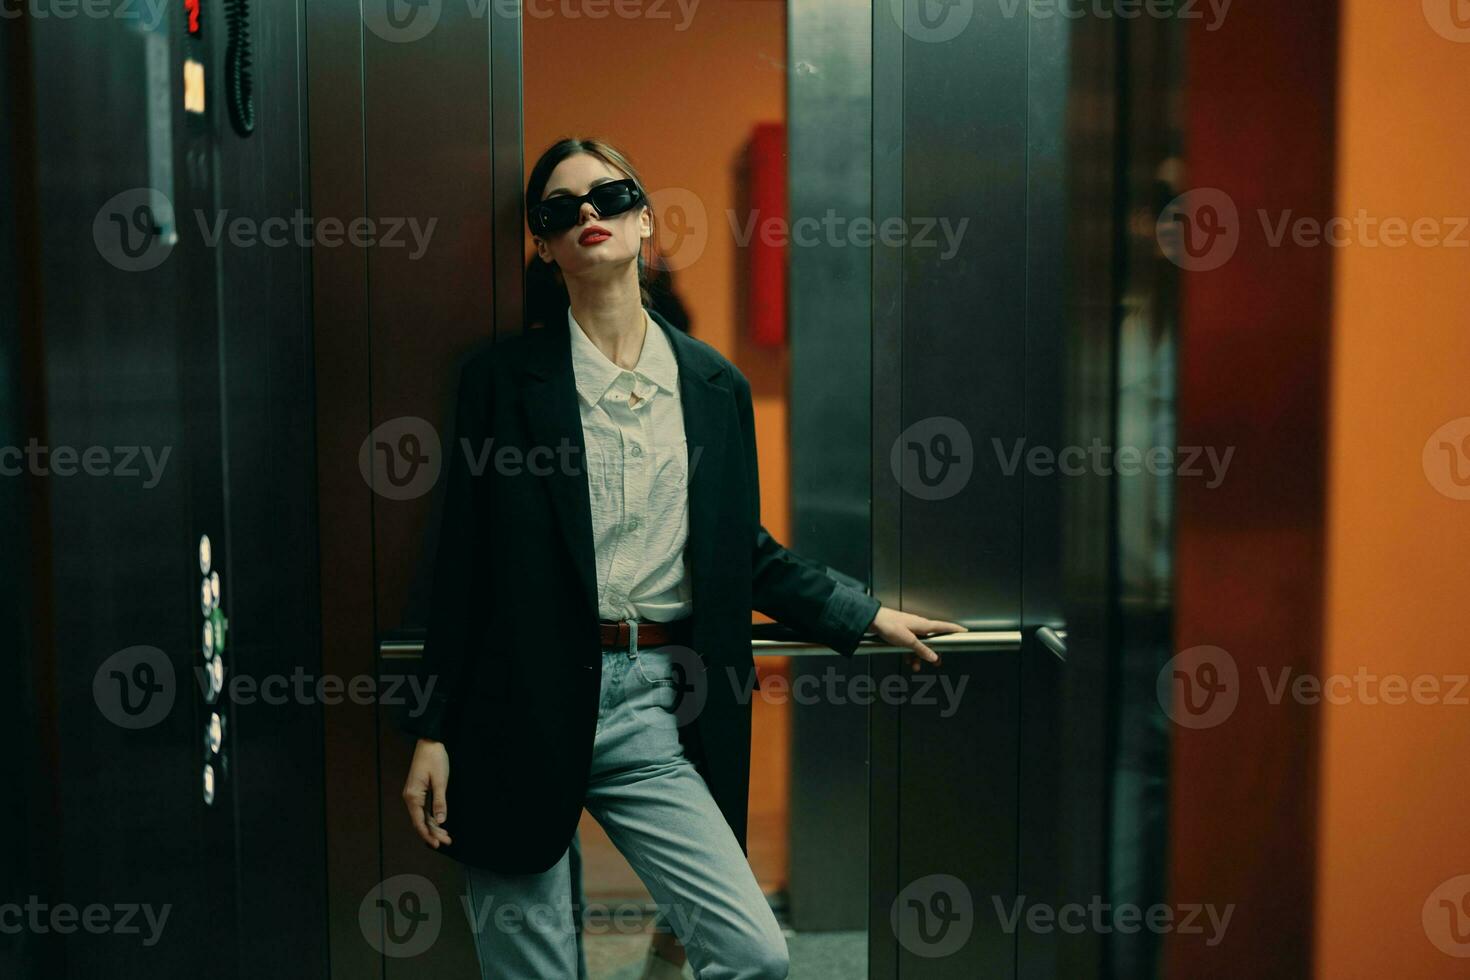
<box><xmin>402</xmin><ymin>308</ymin><xmax>881</xmax><ymax>874</ymax></box>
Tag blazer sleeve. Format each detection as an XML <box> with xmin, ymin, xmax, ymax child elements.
<box><xmin>400</xmin><ymin>354</ymin><xmax>492</xmax><ymax>741</ymax></box>
<box><xmin>733</xmin><ymin>368</ymin><xmax>881</xmax><ymax>656</ymax></box>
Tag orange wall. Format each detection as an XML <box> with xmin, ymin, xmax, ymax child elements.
<box><xmin>1315</xmin><ymin>5</ymin><xmax>1470</xmax><ymax>976</ymax></box>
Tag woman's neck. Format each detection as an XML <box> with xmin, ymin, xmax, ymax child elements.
<box><xmin>566</xmin><ymin>269</ymin><xmax>646</xmax><ymax>370</ymax></box>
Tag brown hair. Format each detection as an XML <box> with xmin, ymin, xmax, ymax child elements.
<box><xmin>525</xmin><ymin>137</ymin><xmax>656</xmax><ymax>308</ymax></box>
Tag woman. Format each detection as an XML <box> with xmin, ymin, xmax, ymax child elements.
<box><xmin>401</xmin><ymin>137</ymin><xmax>962</xmax><ymax>980</ymax></box>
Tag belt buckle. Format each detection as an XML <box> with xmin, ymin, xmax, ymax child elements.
<box><xmin>627</xmin><ymin>617</ymin><xmax>638</xmax><ymax>659</ymax></box>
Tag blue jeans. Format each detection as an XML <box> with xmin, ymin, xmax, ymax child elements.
<box><xmin>462</xmin><ymin>647</ymin><xmax>789</xmax><ymax>980</ymax></box>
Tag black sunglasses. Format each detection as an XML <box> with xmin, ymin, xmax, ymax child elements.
<box><xmin>528</xmin><ymin>178</ymin><xmax>646</xmax><ymax>236</ymax></box>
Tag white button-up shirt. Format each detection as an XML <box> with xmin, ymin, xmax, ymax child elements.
<box><xmin>568</xmin><ymin>307</ymin><xmax>693</xmax><ymax>623</ymax></box>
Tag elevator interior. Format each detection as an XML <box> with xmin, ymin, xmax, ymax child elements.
<box><xmin>4</xmin><ymin>1</ymin><xmax>1180</xmax><ymax>977</ymax></box>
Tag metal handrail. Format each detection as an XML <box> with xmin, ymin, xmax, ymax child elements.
<box><xmin>753</xmin><ymin>629</ymin><xmax>1022</xmax><ymax>655</ymax></box>
<box><xmin>381</xmin><ymin>627</ymin><xmax>1066</xmax><ymax>659</ymax></box>
<box><xmin>1035</xmin><ymin>626</ymin><xmax>1068</xmax><ymax>661</ymax></box>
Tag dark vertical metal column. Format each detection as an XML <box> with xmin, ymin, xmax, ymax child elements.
<box><xmin>205</xmin><ymin>0</ymin><xmax>327</xmax><ymax>972</ymax></box>
<box><xmin>489</xmin><ymin>8</ymin><xmax>526</xmax><ymax>340</ymax></box>
<box><xmin>875</xmin><ymin>0</ymin><xmax>1035</xmax><ymax>974</ymax></box>
<box><xmin>306</xmin><ymin>0</ymin><xmax>383</xmax><ymax>973</ymax></box>
<box><xmin>26</xmin><ymin>10</ymin><xmax>212</xmax><ymax>976</ymax></box>
<box><xmin>26</xmin><ymin>0</ymin><xmax>328</xmax><ymax>975</ymax></box>
<box><xmin>310</xmin><ymin>0</ymin><xmax>520</xmax><ymax>975</ymax></box>
<box><xmin>1016</xmin><ymin>10</ymin><xmax>1073</xmax><ymax>980</ymax></box>
<box><xmin>1049</xmin><ymin>9</ymin><xmax>1121</xmax><ymax>961</ymax></box>
<box><xmin>787</xmin><ymin>0</ymin><xmax>875</xmax><ymax>935</ymax></box>
<box><xmin>868</xmin><ymin>2</ymin><xmax>1080</xmax><ymax>977</ymax></box>
<box><xmin>1</xmin><ymin>11</ymin><xmax>59</xmax><ymax>979</ymax></box>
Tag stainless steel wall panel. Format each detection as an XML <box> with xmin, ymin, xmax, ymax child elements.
<box><xmin>788</xmin><ymin>0</ymin><xmax>875</xmax><ymax>936</ymax></box>
<box><xmin>868</xmin><ymin>4</ymin><xmax>1086</xmax><ymax>976</ymax></box>
<box><xmin>789</xmin><ymin>0</ymin><xmax>874</xmax><ymax>582</ymax></box>
<box><xmin>305</xmin><ymin>0</ymin><xmax>383</xmax><ymax>974</ymax></box>
<box><xmin>897</xmin><ymin>4</ymin><xmax>1030</xmax><ymax>626</ymax></box>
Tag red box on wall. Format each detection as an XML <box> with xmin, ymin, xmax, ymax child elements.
<box><xmin>747</xmin><ymin>123</ymin><xmax>786</xmax><ymax>348</ymax></box>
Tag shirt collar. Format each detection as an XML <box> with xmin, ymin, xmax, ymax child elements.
<box><xmin>567</xmin><ymin>306</ymin><xmax>679</xmax><ymax>406</ymax></box>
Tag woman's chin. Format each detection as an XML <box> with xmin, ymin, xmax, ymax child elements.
<box><xmin>564</xmin><ymin>254</ymin><xmax>637</xmax><ymax>280</ymax></box>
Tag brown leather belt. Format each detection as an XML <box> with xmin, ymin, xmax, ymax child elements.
<box><xmin>598</xmin><ymin>618</ymin><xmax>693</xmax><ymax>651</ymax></box>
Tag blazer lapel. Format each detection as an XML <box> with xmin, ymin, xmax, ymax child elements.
<box><xmin>654</xmin><ymin>312</ymin><xmax>732</xmax><ymax>616</ymax></box>
<box><xmin>518</xmin><ymin>319</ymin><xmax>599</xmax><ymax>618</ymax></box>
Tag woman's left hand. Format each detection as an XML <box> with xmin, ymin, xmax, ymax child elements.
<box><xmin>868</xmin><ymin>607</ymin><xmax>967</xmax><ymax>671</ymax></box>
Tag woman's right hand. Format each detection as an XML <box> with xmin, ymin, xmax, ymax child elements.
<box><xmin>403</xmin><ymin>738</ymin><xmax>453</xmax><ymax>848</ymax></box>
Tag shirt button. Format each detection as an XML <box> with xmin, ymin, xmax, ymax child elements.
<box><xmin>629</xmin><ymin>444</ymin><xmax>643</xmax><ymax>458</ymax></box>
<box><xmin>627</xmin><ymin>517</ymin><xmax>641</xmax><ymax>532</ymax></box>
